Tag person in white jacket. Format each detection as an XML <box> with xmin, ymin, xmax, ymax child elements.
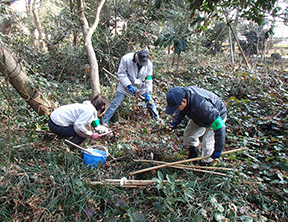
<box><xmin>48</xmin><ymin>95</ymin><xmax>110</xmax><ymax>148</ymax></box>
<box><xmin>102</xmin><ymin>49</ymin><xmax>159</xmax><ymax>125</ymax></box>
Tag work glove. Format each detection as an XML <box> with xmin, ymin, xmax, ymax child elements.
<box><xmin>127</xmin><ymin>84</ymin><xmax>135</xmax><ymax>93</ymax></box>
<box><xmin>144</xmin><ymin>93</ymin><xmax>151</xmax><ymax>102</ymax></box>
<box><xmin>91</xmin><ymin>133</ymin><xmax>100</xmax><ymax>140</ymax></box>
<box><xmin>95</xmin><ymin>125</ymin><xmax>110</xmax><ymax>134</ymax></box>
<box><xmin>211</xmin><ymin>150</ymin><xmax>222</xmax><ymax>159</ymax></box>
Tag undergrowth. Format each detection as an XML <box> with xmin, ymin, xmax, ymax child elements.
<box><xmin>0</xmin><ymin>63</ymin><xmax>287</xmax><ymax>221</ymax></box>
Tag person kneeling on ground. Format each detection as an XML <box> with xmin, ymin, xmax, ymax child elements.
<box><xmin>48</xmin><ymin>95</ymin><xmax>110</xmax><ymax>150</ymax></box>
<box><xmin>165</xmin><ymin>86</ymin><xmax>227</xmax><ymax>166</ymax></box>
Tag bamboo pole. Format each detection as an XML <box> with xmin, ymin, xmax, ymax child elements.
<box><xmin>91</xmin><ymin>179</ymin><xmax>167</xmax><ymax>187</ymax></box>
<box><xmin>64</xmin><ymin>139</ymin><xmax>93</xmax><ymax>154</ymax></box>
<box><xmin>130</xmin><ymin>147</ymin><xmax>247</xmax><ymax>175</ymax></box>
<box><xmin>134</xmin><ymin>159</ymin><xmax>235</xmax><ymax>171</ymax></box>
<box><xmin>170</xmin><ymin>165</ymin><xmax>232</xmax><ymax>177</ymax></box>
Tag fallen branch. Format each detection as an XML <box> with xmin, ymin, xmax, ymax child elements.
<box><xmin>130</xmin><ymin>147</ymin><xmax>247</xmax><ymax>175</ymax></box>
<box><xmin>134</xmin><ymin>159</ymin><xmax>235</xmax><ymax>171</ymax></box>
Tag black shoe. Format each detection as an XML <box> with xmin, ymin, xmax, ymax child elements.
<box><xmin>188</xmin><ymin>146</ymin><xmax>199</xmax><ymax>159</ymax></box>
<box><xmin>199</xmin><ymin>161</ymin><xmax>212</xmax><ymax>167</ymax></box>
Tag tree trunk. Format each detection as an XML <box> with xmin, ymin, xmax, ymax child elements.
<box><xmin>69</xmin><ymin>0</ymin><xmax>78</xmax><ymax>46</ymax></box>
<box><xmin>0</xmin><ymin>45</ymin><xmax>53</xmax><ymax>116</ymax></box>
<box><xmin>77</xmin><ymin>0</ymin><xmax>106</xmax><ymax>98</ymax></box>
<box><xmin>26</xmin><ymin>0</ymin><xmax>32</xmax><ymax>16</ymax></box>
<box><xmin>0</xmin><ymin>18</ymin><xmax>12</xmax><ymax>35</ymax></box>
<box><xmin>32</xmin><ymin>0</ymin><xmax>46</xmax><ymax>52</ymax></box>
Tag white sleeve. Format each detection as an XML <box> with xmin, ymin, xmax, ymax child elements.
<box><xmin>73</xmin><ymin>110</ymin><xmax>93</xmax><ymax>138</ymax></box>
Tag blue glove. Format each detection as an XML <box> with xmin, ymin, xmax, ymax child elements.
<box><xmin>127</xmin><ymin>84</ymin><xmax>135</xmax><ymax>93</ymax></box>
<box><xmin>170</xmin><ymin>122</ymin><xmax>177</xmax><ymax>129</ymax></box>
<box><xmin>145</xmin><ymin>93</ymin><xmax>151</xmax><ymax>102</ymax></box>
<box><xmin>211</xmin><ymin>150</ymin><xmax>222</xmax><ymax>159</ymax></box>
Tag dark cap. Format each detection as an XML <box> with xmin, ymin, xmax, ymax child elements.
<box><xmin>137</xmin><ymin>49</ymin><xmax>150</xmax><ymax>66</ymax></box>
<box><xmin>165</xmin><ymin>87</ymin><xmax>185</xmax><ymax>114</ymax></box>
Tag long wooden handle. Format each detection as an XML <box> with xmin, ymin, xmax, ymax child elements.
<box><xmin>64</xmin><ymin>139</ymin><xmax>93</xmax><ymax>154</ymax></box>
<box><xmin>130</xmin><ymin>147</ymin><xmax>247</xmax><ymax>175</ymax></box>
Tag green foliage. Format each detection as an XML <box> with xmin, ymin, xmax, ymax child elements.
<box><xmin>202</xmin><ymin>22</ymin><xmax>228</xmax><ymax>55</ymax></box>
<box><xmin>0</xmin><ymin>0</ymin><xmax>288</xmax><ymax>221</ymax></box>
<box><xmin>1</xmin><ymin>61</ymin><xmax>288</xmax><ymax>220</ymax></box>
<box><xmin>238</xmin><ymin>22</ymin><xmax>267</xmax><ymax>56</ymax></box>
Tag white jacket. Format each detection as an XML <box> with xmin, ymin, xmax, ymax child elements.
<box><xmin>116</xmin><ymin>52</ymin><xmax>153</xmax><ymax>97</ymax></box>
<box><xmin>50</xmin><ymin>101</ymin><xmax>97</xmax><ymax>138</ymax></box>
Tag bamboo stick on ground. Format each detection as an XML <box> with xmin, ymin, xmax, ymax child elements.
<box><xmin>130</xmin><ymin>147</ymin><xmax>247</xmax><ymax>175</ymax></box>
<box><xmin>134</xmin><ymin>159</ymin><xmax>235</xmax><ymax>171</ymax></box>
<box><xmin>168</xmin><ymin>165</ymin><xmax>232</xmax><ymax>177</ymax></box>
<box><xmin>91</xmin><ymin>179</ymin><xmax>168</xmax><ymax>187</ymax></box>
<box><xmin>64</xmin><ymin>139</ymin><xmax>93</xmax><ymax>154</ymax></box>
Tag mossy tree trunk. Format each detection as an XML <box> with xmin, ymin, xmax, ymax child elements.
<box><xmin>0</xmin><ymin>45</ymin><xmax>53</xmax><ymax>116</ymax></box>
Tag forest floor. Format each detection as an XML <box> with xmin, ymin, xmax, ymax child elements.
<box><xmin>0</xmin><ymin>62</ymin><xmax>288</xmax><ymax>221</ymax></box>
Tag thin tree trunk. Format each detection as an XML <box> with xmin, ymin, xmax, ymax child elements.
<box><xmin>69</xmin><ymin>0</ymin><xmax>78</xmax><ymax>46</ymax></box>
<box><xmin>26</xmin><ymin>0</ymin><xmax>32</xmax><ymax>16</ymax></box>
<box><xmin>32</xmin><ymin>0</ymin><xmax>46</xmax><ymax>52</ymax></box>
<box><xmin>0</xmin><ymin>45</ymin><xmax>53</xmax><ymax>115</ymax></box>
<box><xmin>77</xmin><ymin>0</ymin><xmax>106</xmax><ymax>98</ymax></box>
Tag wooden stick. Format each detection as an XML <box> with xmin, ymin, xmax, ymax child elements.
<box><xmin>64</xmin><ymin>139</ymin><xmax>93</xmax><ymax>154</ymax></box>
<box><xmin>99</xmin><ymin>131</ymin><xmax>113</xmax><ymax>137</ymax></box>
<box><xmin>167</xmin><ymin>165</ymin><xmax>232</xmax><ymax>177</ymax></box>
<box><xmin>130</xmin><ymin>147</ymin><xmax>247</xmax><ymax>175</ymax></box>
<box><xmin>91</xmin><ymin>179</ymin><xmax>170</xmax><ymax>187</ymax></box>
<box><xmin>134</xmin><ymin>159</ymin><xmax>235</xmax><ymax>171</ymax></box>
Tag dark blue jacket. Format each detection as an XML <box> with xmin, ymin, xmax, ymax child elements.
<box><xmin>172</xmin><ymin>86</ymin><xmax>227</xmax><ymax>152</ymax></box>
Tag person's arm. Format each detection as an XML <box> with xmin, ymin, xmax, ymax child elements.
<box><xmin>73</xmin><ymin>110</ymin><xmax>94</xmax><ymax>138</ymax></box>
<box><xmin>117</xmin><ymin>57</ymin><xmax>132</xmax><ymax>88</ymax></box>
<box><xmin>200</xmin><ymin>101</ymin><xmax>226</xmax><ymax>158</ymax></box>
<box><xmin>171</xmin><ymin>110</ymin><xmax>185</xmax><ymax>128</ymax></box>
<box><xmin>211</xmin><ymin>117</ymin><xmax>226</xmax><ymax>159</ymax></box>
<box><xmin>144</xmin><ymin>62</ymin><xmax>153</xmax><ymax>94</ymax></box>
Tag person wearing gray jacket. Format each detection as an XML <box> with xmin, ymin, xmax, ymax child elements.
<box><xmin>165</xmin><ymin>86</ymin><xmax>227</xmax><ymax>166</ymax></box>
<box><xmin>102</xmin><ymin>49</ymin><xmax>159</xmax><ymax>125</ymax></box>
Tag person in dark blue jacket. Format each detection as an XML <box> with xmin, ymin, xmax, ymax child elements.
<box><xmin>165</xmin><ymin>86</ymin><xmax>227</xmax><ymax>166</ymax></box>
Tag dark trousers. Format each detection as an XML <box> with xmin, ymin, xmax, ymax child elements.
<box><xmin>48</xmin><ymin>118</ymin><xmax>85</xmax><ymax>145</ymax></box>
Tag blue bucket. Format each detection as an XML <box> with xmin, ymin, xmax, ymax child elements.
<box><xmin>83</xmin><ymin>149</ymin><xmax>108</xmax><ymax>168</ymax></box>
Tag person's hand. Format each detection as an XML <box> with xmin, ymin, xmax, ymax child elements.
<box><xmin>211</xmin><ymin>150</ymin><xmax>222</xmax><ymax>159</ymax></box>
<box><xmin>95</xmin><ymin>125</ymin><xmax>110</xmax><ymax>134</ymax></box>
<box><xmin>127</xmin><ymin>84</ymin><xmax>135</xmax><ymax>93</ymax></box>
<box><xmin>145</xmin><ymin>93</ymin><xmax>151</xmax><ymax>102</ymax></box>
<box><xmin>91</xmin><ymin>133</ymin><xmax>100</xmax><ymax>140</ymax></box>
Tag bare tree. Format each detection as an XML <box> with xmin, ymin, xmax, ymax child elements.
<box><xmin>32</xmin><ymin>0</ymin><xmax>46</xmax><ymax>51</ymax></box>
<box><xmin>77</xmin><ymin>0</ymin><xmax>106</xmax><ymax>98</ymax></box>
<box><xmin>69</xmin><ymin>0</ymin><xmax>78</xmax><ymax>46</ymax></box>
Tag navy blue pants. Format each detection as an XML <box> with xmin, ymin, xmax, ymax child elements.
<box><xmin>48</xmin><ymin>118</ymin><xmax>85</xmax><ymax>145</ymax></box>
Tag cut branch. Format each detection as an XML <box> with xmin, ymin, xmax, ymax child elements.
<box><xmin>130</xmin><ymin>147</ymin><xmax>247</xmax><ymax>175</ymax></box>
